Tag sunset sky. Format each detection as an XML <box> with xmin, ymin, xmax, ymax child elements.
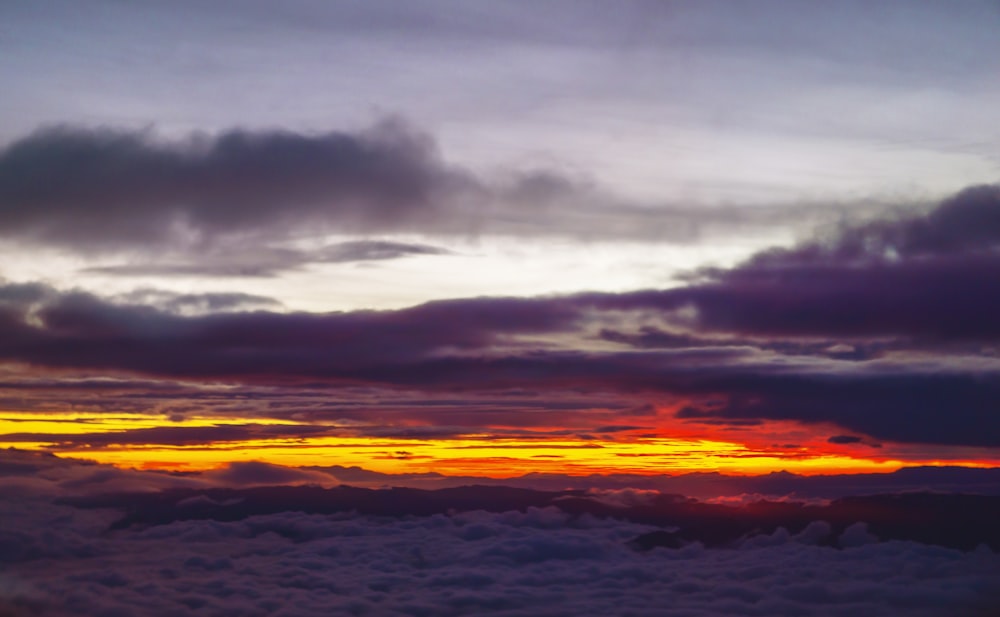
<box><xmin>1</xmin><ymin>0</ymin><xmax>999</xmax><ymax>480</ymax></box>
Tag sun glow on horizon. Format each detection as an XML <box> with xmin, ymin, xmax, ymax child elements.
<box><xmin>3</xmin><ymin>412</ymin><xmax>996</xmax><ymax>479</ymax></box>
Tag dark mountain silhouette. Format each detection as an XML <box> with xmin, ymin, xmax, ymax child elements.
<box><xmin>303</xmin><ymin>464</ymin><xmax>1000</xmax><ymax>498</ymax></box>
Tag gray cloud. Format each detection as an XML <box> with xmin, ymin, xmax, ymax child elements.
<box><xmin>111</xmin><ymin>289</ymin><xmax>281</xmax><ymax>313</ymax></box>
<box><xmin>0</xmin><ymin>119</ymin><xmax>467</xmax><ymax>250</ymax></box>
<box><xmin>0</xmin><ymin>120</ymin><xmax>820</xmax><ymax>254</ymax></box>
<box><xmin>736</xmin><ymin>185</ymin><xmax>1000</xmax><ymax>267</ymax></box>
<box><xmin>85</xmin><ymin>240</ymin><xmax>454</xmax><ymax>278</ymax></box>
<box><xmin>314</xmin><ymin>240</ymin><xmax>451</xmax><ymax>263</ymax></box>
<box><xmin>200</xmin><ymin>461</ymin><xmax>337</xmax><ymax>487</ymax></box>
<box><xmin>1</xmin><ymin>277</ymin><xmax>997</xmax><ymax>446</ymax></box>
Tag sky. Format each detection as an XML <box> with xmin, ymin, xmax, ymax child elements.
<box><xmin>1</xmin><ymin>0</ymin><xmax>1000</xmax><ymax>479</ymax></box>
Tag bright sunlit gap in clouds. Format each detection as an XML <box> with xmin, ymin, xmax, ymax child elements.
<box><xmin>0</xmin><ymin>233</ymin><xmax>792</xmax><ymax>312</ymax></box>
<box><xmin>4</xmin><ymin>412</ymin><xmax>997</xmax><ymax>479</ymax></box>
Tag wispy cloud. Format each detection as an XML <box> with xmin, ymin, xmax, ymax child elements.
<box><xmin>84</xmin><ymin>240</ymin><xmax>454</xmax><ymax>278</ymax></box>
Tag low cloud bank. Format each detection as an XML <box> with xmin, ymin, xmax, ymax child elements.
<box><xmin>61</xmin><ymin>483</ymin><xmax>1000</xmax><ymax>554</ymax></box>
<box><xmin>3</xmin><ymin>496</ymin><xmax>999</xmax><ymax>617</ymax></box>
<box><xmin>3</xmin><ymin>451</ymin><xmax>999</xmax><ymax>615</ymax></box>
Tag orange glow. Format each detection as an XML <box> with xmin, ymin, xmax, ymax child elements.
<box><xmin>2</xmin><ymin>412</ymin><xmax>997</xmax><ymax>478</ymax></box>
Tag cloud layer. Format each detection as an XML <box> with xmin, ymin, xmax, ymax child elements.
<box><xmin>3</xmin><ymin>474</ymin><xmax>999</xmax><ymax>617</ymax></box>
<box><xmin>2</xmin><ymin>184</ymin><xmax>1000</xmax><ymax>449</ymax></box>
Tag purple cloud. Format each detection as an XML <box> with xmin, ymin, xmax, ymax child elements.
<box><xmin>1</xmin><ymin>185</ymin><xmax>999</xmax><ymax>446</ymax></box>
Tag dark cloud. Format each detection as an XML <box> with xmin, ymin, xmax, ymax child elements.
<box><xmin>58</xmin><ymin>481</ymin><xmax>1000</xmax><ymax>553</ymax></box>
<box><xmin>201</xmin><ymin>461</ymin><xmax>337</xmax><ymax>487</ymax></box>
<box><xmin>0</xmin><ymin>283</ymin><xmax>586</xmax><ymax>378</ymax></box>
<box><xmin>0</xmin><ymin>119</ymin><xmax>469</xmax><ymax>250</ymax></box>
<box><xmin>1</xmin><ymin>186</ymin><xmax>1000</xmax><ymax>446</ymax></box>
<box><xmin>3</xmin><ymin>279</ymin><xmax>996</xmax><ymax>445</ymax></box>
<box><xmin>0</xmin><ymin>120</ymin><xmax>826</xmax><ymax>254</ymax></box>
<box><xmin>672</xmin><ymin>371</ymin><xmax>1000</xmax><ymax>448</ymax></box>
<box><xmin>598</xmin><ymin>326</ymin><xmax>703</xmax><ymax>349</ymax></box>
<box><xmin>665</xmin><ymin>251</ymin><xmax>1000</xmax><ymax>342</ymax></box>
<box><xmin>9</xmin><ymin>480</ymin><xmax>999</xmax><ymax>617</ymax></box>
<box><xmin>599</xmin><ymin>326</ymin><xmax>888</xmax><ymax>360</ymax></box>
<box><xmin>619</xmin><ymin>184</ymin><xmax>1000</xmax><ymax>444</ymax></box>
<box><xmin>828</xmin><ymin>435</ymin><xmax>863</xmax><ymax>444</ymax></box>
<box><xmin>0</xmin><ymin>420</ymin><xmax>619</xmax><ymax>449</ymax></box>
<box><xmin>0</xmin><ymin>423</ymin><xmax>334</xmax><ymax>448</ymax></box>
<box><xmin>0</xmin><ymin>284</ymin><xmax>997</xmax><ymax>445</ymax></box>
<box><xmin>636</xmin><ymin>185</ymin><xmax>1000</xmax><ymax>343</ymax></box>
<box><xmin>791</xmin><ymin>184</ymin><xmax>1000</xmax><ymax>261</ymax></box>
<box><xmin>314</xmin><ymin>240</ymin><xmax>452</xmax><ymax>262</ymax></box>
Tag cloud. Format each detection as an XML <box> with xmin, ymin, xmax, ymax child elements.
<box><xmin>47</xmin><ymin>474</ymin><xmax>1000</xmax><ymax>554</ymax></box>
<box><xmin>0</xmin><ymin>286</ymin><xmax>997</xmax><ymax>446</ymax></box>
<box><xmin>110</xmin><ymin>289</ymin><xmax>281</xmax><ymax>313</ymax></box>
<box><xmin>200</xmin><ymin>461</ymin><xmax>337</xmax><ymax>487</ymax></box>
<box><xmin>1</xmin><ymin>185</ymin><xmax>1000</xmax><ymax>446</ymax></box>
<box><xmin>0</xmin><ymin>119</ymin><xmax>465</xmax><ymax>250</ymax></box>
<box><xmin>0</xmin><ymin>120</ymin><xmax>788</xmax><ymax>254</ymax></box>
<box><xmin>0</xmin><ymin>423</ymin><xmax>336</xmax><ymax>448</ymax></box>
<box><xmin>3</xmin><ymin>455</ymin><xmax>999</xmax><ymax>617</ymax></box>
<box><xmin>0</xmin><ymin>450</ymin><xmax>342</xmax><ymax>499</ymax></box>
<box><xmin>0</xmin><ymin>282</ymin><xmax>588</xmax><ymax>377</ymax></box>
<box><xmin>811</xmin><ymin>185</ymin><xmax>1000</xmax><ymax>259</ymax></box>
<box><xmin>84</xmin><ymin>240</ymin><xmax>453</xmax><ymax>278</ymax></box>
<box><xmin>313</xmin><ymin>240</ymin><xmax>452</xmax><ymax>262</ymax></box>
<box><xmin>666</xmin><ymin>184</ymin><xmax>1000</xmax><ymax>342</ymax></box>
<box><xmin>673</xmin><ymin>371</ymin><xmax>1000</xmax><ymax>447</ymax></box>
<box><xmin>10</xmin><ymin>502</ymin><xmax>997</xmax><ymax>617</ymax></box>
<box><xmin>6</xmin><ymin>450</ymin><xmax>1000</xmax><ymax>503</ymax></box>
<box><xmin>839</xmin><ymin>521</ymin><xmax>879</xmax><ymax>548</ymax></box>
<box><xmin>0</xmin><ymin>449</ymin><xmax>210</xmax><ymax>498</ymax></box>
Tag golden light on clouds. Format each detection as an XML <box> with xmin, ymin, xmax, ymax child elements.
<box><xmin>6</xmin><ymin>411</ymin><xmax>993</xmax><ymax>478</ymax></box>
